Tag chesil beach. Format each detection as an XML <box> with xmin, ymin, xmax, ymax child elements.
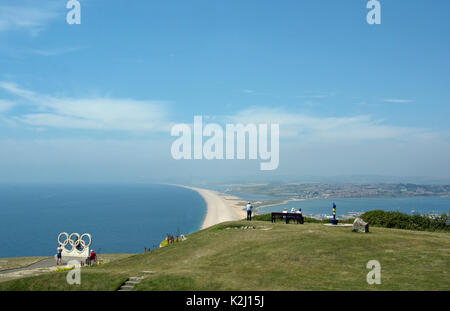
<box><xmin>175</xmin><ymin>185</ymin><xmax>247</xmax><ymax>229</ymax></box>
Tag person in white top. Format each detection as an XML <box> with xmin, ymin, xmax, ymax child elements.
<box><xmin>246</xmin><ymin>202</ymin><xmax>253</xmax><ymax>221</ymax></box>
<box><xmin>286</xmin><ymin>208</ymin><xmax>297</xmax><ymax>222</ymax></box>
<box><xmin>56</xmin><ymin>244</ymin><xmax>63</xmax><ymax>265</ymax></box>
<box><xmin>282</xmin><ymin>208</ymin><xmax>288</xmax><ymax>220</ymax></box>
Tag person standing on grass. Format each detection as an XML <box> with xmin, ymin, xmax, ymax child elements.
<box><xmin>296</xmin><ymin>208</ymin><xmax>304</xmax><ymax>224</ymax></box>
<box><xmin>56</xmin><ymin>244</ymin><xmax>63</xmax><ymax>265</ymax></box>
<box><xmin>90</xmin><ymin>250</ymin><xmax>96</xmax><ymax>264</ymax></box>
<box><xmin>246</xmin><ymin>202</ymin><xmax>253</xmax><ymax>221</ymax></box>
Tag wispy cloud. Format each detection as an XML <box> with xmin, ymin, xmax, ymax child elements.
<box><xmin>383</xmin><ymin>98</ymin><xmax>413</xmax><ymax>103</ymax></box>
<box><xmin>0</xmin><ymin>82</ymin><xmax>172</xmax><ymax>132</ymax></box>
<box><xmin>0</xmin><ymin>1</ymin><xmax>61</xmax><ymax>35</ymax></box>
<box><xmin>241</xmin><ymin>89</ymin><xmax>277</xmax><ymax>97</ymax></box>
<box><xmin>303</xmin><ymin>100</ymin><xmax>319</xmax><ymax>107</ymax></box>
<box><xmin>226</xmin><ymin>107</ymin><xmax>439</xmax><ymax>142</ymax></box>
<box><xmin>0</xmin><ymin>82</ymin><xmax>440</xmax><ymax>145</ymax></box>
<box><xmin>296</xmin><ymin>94</ymin><xmax>329</xmax><ymax>99</ymax></box>
<box><xmin>0</xmin><ymin>82</ymin><xmax>35</xmax><ymax>98</ymax></box>
<box><xmin>0</xmin><ymin>99</ymin><xmax>16</xmax><ymax>113</ymax></box>
<box><xmin>28</xmin><ymin>46</ymin><xmax>87</xmax><ymax>56</ymax></box>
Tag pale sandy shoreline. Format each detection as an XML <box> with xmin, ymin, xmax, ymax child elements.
<box><xmin>173</xmin><ymin>185</ymin><xmax>247</xmax><ymax>229</ymax></box>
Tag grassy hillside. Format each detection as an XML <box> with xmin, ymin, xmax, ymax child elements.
<box><xmin>0</xmin><ymin>221</ymin><xmax>449</xmax><ymax>291</ymax></box>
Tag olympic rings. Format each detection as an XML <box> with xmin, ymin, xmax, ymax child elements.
<box><xmin>57</xmin><ymin>232</ymin><xmax>92</xmax><ymax>254</ymax></box>
<box><xmin>68</xmin><ymin>233</ymin><xmax>80</xmax><ymax>248</ymax></box>
<box><xmin>58</xmin><ymin>232</ymin><xmax>69</xmax><ymax>246</ymax></box>
<box><xmin>79</xmin><ymin>233</ymin><xmax>92</xmax><ymax>248</ymax></box>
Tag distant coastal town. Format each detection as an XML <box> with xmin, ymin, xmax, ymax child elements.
<box><xmin>223</xmin><ymin>183</ymin><xmax>450</xmax><ymax>199</ymax></box>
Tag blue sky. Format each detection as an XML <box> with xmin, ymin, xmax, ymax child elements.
<box><xmin>0</xmin><ymin>0</ymin><xmax>449</xmax><ymax>183</ymax></box>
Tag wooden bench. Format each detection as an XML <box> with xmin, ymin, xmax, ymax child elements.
<box><xmin>271</xmin><ymin>212</ymin><xmax>304</xmax><ymax>224</ymax></box>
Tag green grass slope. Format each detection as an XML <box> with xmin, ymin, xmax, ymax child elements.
<box><xmin>1</xmin><ymin>221</ymin><xmax>449</xmax><ymax>291</ymax></box>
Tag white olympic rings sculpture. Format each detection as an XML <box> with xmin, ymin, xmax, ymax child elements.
<box><xmin>58</xmin><ymin>232</ymin><xmax>92</xmax><ymax>255</ymax></box>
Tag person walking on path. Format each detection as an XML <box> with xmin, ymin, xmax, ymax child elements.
<box><xmin>246</xmin><ymin>202</ymin><xmax>253</xmax><ymax>221</ymax></box>
<box><xmin>56</xmin><ymin>244</ymin><xmax>63</xmax><ymax>265</ymax></box>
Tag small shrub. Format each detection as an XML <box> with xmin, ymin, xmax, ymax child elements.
<box><xmin>361</xmin><ymin>210</ymin><xmax>449</xmax><ymax>232</ymax></box>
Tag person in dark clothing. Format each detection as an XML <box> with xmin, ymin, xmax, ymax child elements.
<box><xmin>246</xmin><ymin>202</ymin><xmax>253</xmax><ymax>221</ymax></box>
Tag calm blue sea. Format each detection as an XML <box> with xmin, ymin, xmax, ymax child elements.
<box><xmin>0</xmin><ymin>184</ymin><xmax>206</xmax><ymax>258</ymax></box>
<box><xmin>258</xmin><ymin>197</ymin><xmax>450</xmax><ymax>217</ymax></box>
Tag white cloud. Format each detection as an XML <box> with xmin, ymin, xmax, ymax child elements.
<box><xmin>383</xmin><ymin>99</ymin><xmax>413</xmax><ymax>103</ymax></box>
<box><xmin>0</xmin><ymin>83</ymin><xmax>438</xmax><ymax>143</ymax></box>
<box><xmin>296</xmin><ymin>94</ymin><xmax>329</xmax><ymax>99</ymax></box>
<box><xmin>303</xmin><ymin>100</ymin><xmax>318</xmax><ymax>107</ymax></box>
<box><xmin>29</xmin><ymin>46</ymin><xmax>87</xmax><ymax>56</ymax></box>
<box><xmin>0</xmin><ymin>82</ymin><xmax>35</xmax><ymax>99</ymax></box>
<box><xmin>226</xmin><ymin>107</ymin><xmax>439</xmax><ymax>142</ymax></box>
<box><xmin>243</xmin><ymin>89</ymin><xmax>254</xmax><ymax>94</ymax></box>
<box><xmin>0</xmin><ymin>1</ymin><xmax>61</xmax><ymax>35</ymax></box>
<box><xmin>0</xmin><ymin>99</ymin><xmax>15</xmax><ymax>112</ymax></box>
<box><xmin>0</xmin><ymin>82</ymin><xmax>172</xmax><ymax>132</ymax></box>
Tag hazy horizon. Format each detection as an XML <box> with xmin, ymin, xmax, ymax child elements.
<box><xmin>1</xmin><ymin>174</ymin><xmax>449</xmax><ymax>186</ymax></box>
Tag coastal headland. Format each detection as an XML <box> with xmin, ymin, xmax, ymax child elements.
<box><xmin>1</xmin><ymin>220</ymin><xmax>449</xmax><ymax>290</ymax></box>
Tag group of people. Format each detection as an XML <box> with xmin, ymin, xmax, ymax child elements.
<box><xmin>85</xmin><ymin>249</ymin><xmax>96</xmax><ymax>265</ymax></box>
<box><xmin>167</xmin><ymin>233</ymin><xmax>181</xmax><ymax>244</ymax></box>
<box><xmin>166</xmin><ymin>233</ymin><xmax>185</xmax><ymax>244</ymax></box>
<box><xmin>283</xmin><ymin>207</ymin><xmax>302</xmax><ymax>215</ymax></box>
<box><xmin>283</xmin><ymin>207</ymin><xmax>304</xmax><ymax>224</ymax></box>
<box><xmin>246</xmin><ymin>202</ymin><xmax>303</xmax><ymax>221</ymax></box>
<box><xmin>56</xmin><ymin>243</ymin><xmax>96</xmax><ymax>266</ymax></box>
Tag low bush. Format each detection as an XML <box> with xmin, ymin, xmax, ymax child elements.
<box><xmin>253</xmin><ymin>211</ymin><xmax>449</xmax><ymax>232</ymax></box>
<box><xmin>361</xmin><ymin>210</ymin><xmax>449</xmax><ymax>232</ymax></box>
